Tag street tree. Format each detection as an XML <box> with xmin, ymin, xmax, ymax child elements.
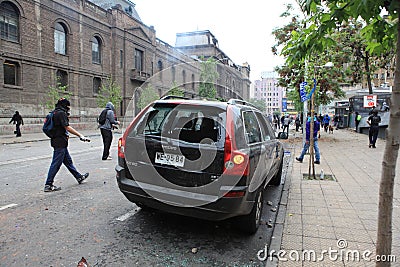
<box><xmin>295</xmin><ymin>1</ymin><xmax>399</xmax><ymax>265</ymax></box>
<box><xmin>96</xmin><ymin>76</ymin><xmax>122</xmax><ymax>111</ymax></box>
<box><xmin>272</xmin><ymin>4</ymin><xmax>345</xmax><ymax>110</ymax></box>
<box><xmin>137</xmin><ymin>84</ymin><xmax>159</xmax><ymax>110</ymax></box>
<box><xmin>248</xmin><ymin>98</ymin><xmax>266</xmax><ymax>113</ymax></box>
<box><xmin>45</xmin><ymin>77</ymin><xmax>72</xmax><ymax>110</ymax></box>
<box><xmin>199</xmin><ymin>57</ymin><xmax>219</xmax><ymax>99</ymax></box>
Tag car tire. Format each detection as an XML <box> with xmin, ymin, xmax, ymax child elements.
<box><xmin>269</xmin><ymin>158</ymin><xmax>283</xmax><ymax>186</ymax></box>
<box><xmin>236</xmin><ymin>190</ymin><xmax>263</xmax><ymax>235</ymax></box>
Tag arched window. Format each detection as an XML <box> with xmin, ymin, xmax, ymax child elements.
<box><xmin>0</xmin><ymin>1</ymin><xmax>19</xmax><ymax>42</ymax></box>
<box><xmin>54</xmin><ymin>22</ymin><xmax>67</xmax><ymax>55</ymax></box>
<box><xmin>157</xmin><ymin>60</ymin><xmax>163</xmax><ymax>71</ymax></box>
<box><xmin>92</xmin><ymin>36</ymin><xmax>101</xmax><ymax>64</ymax></box>
<box><xmin>182</xmin><ymin>70</ymin><xmax>186</xmax><ymax>85</ymax></box>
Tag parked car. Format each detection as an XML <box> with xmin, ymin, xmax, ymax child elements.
<box><xmin>116</xmin><ymin>97</ymin><xmax>284</xmax><ymax>234</ymax></box>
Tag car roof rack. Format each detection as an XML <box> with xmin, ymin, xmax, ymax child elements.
<box><xmin>227</xmin><ymin>99</ymin><xmax>258</xmax><ymax>109</ymax></box>
<box><xmin>160</xmin><ymin>95</ymin><xmax>190</xmax><ymax>100</ymax></box>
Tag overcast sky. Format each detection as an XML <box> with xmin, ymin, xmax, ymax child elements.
<box><xmin>133</xmin><ymin>0</ymin><xmax>300</xmax><ymax>82</ymax></box>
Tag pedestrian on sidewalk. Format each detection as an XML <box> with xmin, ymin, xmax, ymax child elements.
<box><xmin>295</xmin><ymin>115</ymin><xmax>301</xmax><ymax>132</ymax></box>
<box><xmin>322</xmin><ymin>114</ymin><xmax>330</xmax><ymax>132</ymax></box>
<box><xmin>9</xmin><ymin>111</ymin><xmax>24</xmax><ymax>137</ymax></box>
<box><xmin>44</xmin><ymin>98</ymin><xmax>90</xmax><ymax>192</ymax></box>
<box><xmin>296</xmin><ymin>112</ymin><xmax>321</xmax><ymax>164</ymax></box>
<box><xmin>99</xmin><ymin>102</ymin><xmax>120</xmax><ymax>160</ymax></box>
<box><xmin>355</xmin><ymin>112</ymin><xmax>362</xmax><ymax>132</ymax></box>
<box><xmin>367</xmin><ymin>109</ymin><xmax>381</xmax><ymax>148</ymax></box>
<box><xmin>282</xmin><ymin>115</ymin><xmax>291</xmax><ymax>136</ymax></box>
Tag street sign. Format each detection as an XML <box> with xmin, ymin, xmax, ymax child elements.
<box><xmin>300</xmin><ymin>82</ymin><xmax>308</xmax><ymax>102</ymax></box>
<box><xmin>363</xmin><ymin>95</ymin><xmax>377</xmax><ymax>108</ymax></box>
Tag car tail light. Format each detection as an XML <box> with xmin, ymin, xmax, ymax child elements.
<box><xmin>223</xmin><ymin>108</ymin><xmax>249</xmax><ymax>176</ymax></box>
<box><xmin>118</xmin><ymin>138</ymin><xmax>125</xmax><ymax>158</ymax></box>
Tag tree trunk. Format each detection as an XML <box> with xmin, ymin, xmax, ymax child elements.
<box><xmin>365</xmin><ymin>51</ymin><xmax>374</xmax><ymax>94</ymax></box>
<box><xmin>375</xmin><ymin>8</ymin><xmax>400</xmax><ymax>267</ymax></box>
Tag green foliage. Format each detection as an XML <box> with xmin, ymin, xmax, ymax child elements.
<box><xmin>45</xmin><ymin>77</ymin><xmax>72</xmax><ymax>110</ymax></box>
<box><xmin>248</xmin><ymin>98</ymin><xmax>266</xmax><ymax>112</ymax></box>
<box><xmin>137</xmin><ymin>84</ymin><xmax>159</xmax><ymax>110</ymax></box>
<box><xmin>96</xmin><ymin>77</ymin><xmax>123</xmax><ymax>110</ymax></box>
<box><xmin>198</xmin><ymin>57</ymin><xmax>219</xmax><ymax>99</ymax></box>
<box><xmin>168</xmin><ymin>82</ymin><xmax>185</xmax><ymax>97</ymax></box>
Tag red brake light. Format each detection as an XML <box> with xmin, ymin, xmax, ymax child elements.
<box><xmin>223</xmin><ymin>107</ymin><xmax>249</xmax><ymax>176</ymax></box>
<box><xmin>118</xmin><ymin>137</ymin><xmax>125</xmax><ymax>158</ymax></box>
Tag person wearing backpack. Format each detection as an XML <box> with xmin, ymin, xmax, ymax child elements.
<box><xmin>367</xmin><ymin>109</ymin><xmax>381</xmax><ymax>148</ymax></box>
<box><xmin>44</xmin><ymin>98</ymin><xmax>90</xmax><ymax>192</ymax></box>
<box><xmin>99</xmin><ymin>102</ymin><xmax>120</xmax><ymax>160</ymax></box>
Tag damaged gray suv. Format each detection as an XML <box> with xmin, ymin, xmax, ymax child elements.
<box><xmin>116</xmin><ymin>97</ymin><xmax>284</xmax><ymax>234</ymax></box>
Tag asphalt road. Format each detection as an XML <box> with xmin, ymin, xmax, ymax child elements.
<box><xmin>0</xmin><ymin>135</ymin><xmax>288</xmax><ymax>267</ymax></box>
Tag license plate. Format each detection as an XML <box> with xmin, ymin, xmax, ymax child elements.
<box><xmin>155</xmin><ymin>152</ymin><xmax>185</xmax><ymax>167</ymax></box>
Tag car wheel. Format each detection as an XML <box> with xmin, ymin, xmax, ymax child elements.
<box><xmin>236</xmin><ymin>190</ymin><xmax>263</xmax><ymax>235</ymax></box>
<box><xmin>269</xmin><ymin>158</ymin><xmax>283</xmax><ymax>186</ymax></box>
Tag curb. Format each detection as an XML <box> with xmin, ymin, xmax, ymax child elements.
<box><xmin>266</xmin><ymin>148</ymin><xmax>294</xmax><ymax>267</ymax></box>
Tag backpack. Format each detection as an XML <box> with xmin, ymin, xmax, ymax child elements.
<box><xmin>98</xmin><ymin>109</ymin><xmax>108</xmax><ymax>125</ymax></box>
<box><xmin>43</xmin><ymin>111</ymin><xmax>56</xmax><ymax>138</ymax></box>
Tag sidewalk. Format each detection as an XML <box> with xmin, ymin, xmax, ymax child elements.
<box><xmin>0</xmin><ymin>130</ymin><xmax>102</xmax><ymax>145</ymax></box>
<box><xmin>269</xmin><ymin>128</ymin><xmax>400</xmax><ymax>266</ymax></box>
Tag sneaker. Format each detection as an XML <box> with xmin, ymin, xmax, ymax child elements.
<box><xmin>44</xmin><ymin>185</ymin><xmax>61</xmax><ymax>192</ymax></box>
<box><xmin>102</xmin><ymin>156</ymin><xmax>112</xmax><ymax>160</ymax></box>
<box><xmin>77</xmin><ymin>173</ymin><xmax>89</xmax><ymax>184</ymax></box>
<box><xmin>314</xmin><ymin>160</ymin><xmax>320</xmax><ymax>164</ymax></box>
<box><xmin>295</xmin><ymin>157</ymin><xmax>303</xmax><ymax>163</ymax></box>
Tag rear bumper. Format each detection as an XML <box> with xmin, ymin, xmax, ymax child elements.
<box><xmin>115</xmin><ymin>164</ymin><xmax>254</xmax><ymax>221</ymax></box>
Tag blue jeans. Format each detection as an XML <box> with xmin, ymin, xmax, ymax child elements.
<box><xmin>298</xmin><ymin>137</ymin><xmax>320</xmax><ymax>161</ymax></box>
<box><xmin>45</xmin><ymin>147</ymin><xmax>81</xmax><ymax>185</ymax></box>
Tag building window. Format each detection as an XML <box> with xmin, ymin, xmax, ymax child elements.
<box><xmin>54</xmin><ymin>22</ymin><xmax>67</xmax><ymax>55</ymax></box>
<box><xmin>56</xmin><ymin>69</ymin><xmax>68</xmax><ymax>88</ymax></box>
<box><xmin>93</xmin><ymin>77</ymin><xmax>101</xmax><ymax>94</ymax></box>
<box><xmin>157</xmin><ymin>60</ymin><xmax>163</xmax><ymax>71</ymax></box>
<box><xmin>182</xmin><ymin>70</ymin><xmax>186</xmax><ymax>85</ymax></box>
<box><xmin>172</xmin><ymin>66</ymin><xmax>176</xmax><ymax>82</ymax></box>
<box><xmin>92</xmin><ymin>36</ymin><xmax>101</xmax><ymax>64</ymax></box>
<box><xmin>192</xmin><ymin>74</ymin><xmax>195</xmax><ymax>90</ymax></box>
<box><xmin>120</xmin><ymin>50</ymin><xmax>123</xmax><ymax>68</ymax></box>
<box><xmin>134</xmin><ymin>49</ymin><xmax>143</xmax><ymax>71</ymax></box>
<box><xmin>0</xmin><ymin>2</ymin><xmax>19</xmax><ymax>42</ymax></box>
<box><xmin>3</xmin><ymin>60</ymin><xmax>20</xmax><ymax>85</ymax></box>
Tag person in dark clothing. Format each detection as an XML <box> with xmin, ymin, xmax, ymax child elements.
<box><xmin>367</xmin><ymin>110</ymin><xmax>381</xmax><ymax>148</ymax></box>
<box><xmin>296</xmin><ymin>113</ymin><xmax>321</xmax><ymax>164</ymax></box>
<box><xmin>280</xmin><ymin>115</ymin><xmax>285</xmax><ymax>129</ymax></box>
<box><xmin>9</xmin><ymin>111</ymin><xmax>24</xmax><ymax>137</ymax></box>
<box><xmin>318</xmin><ymin>114</ymin><xmax>324</xmax><ymax>129</ymax></box>
<box><xmin>44</xmin><ymin>98</ymin><xmax>90</xmax><ymax>192</ymax></box>
<box><xmin>99</xmin><ymin>102</ymin><xmax>120</xmax><ymax>160</ymax></box>
<box><xmin>295</xmin><ymin>115</ymin><xmax>301</xmax><ymax>132</ymax></box>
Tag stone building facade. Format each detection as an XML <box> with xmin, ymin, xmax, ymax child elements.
<box><xmin>0</xmin><ymin>0</ymin><xmax>250</xmax><ymax>128</ymax></box>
